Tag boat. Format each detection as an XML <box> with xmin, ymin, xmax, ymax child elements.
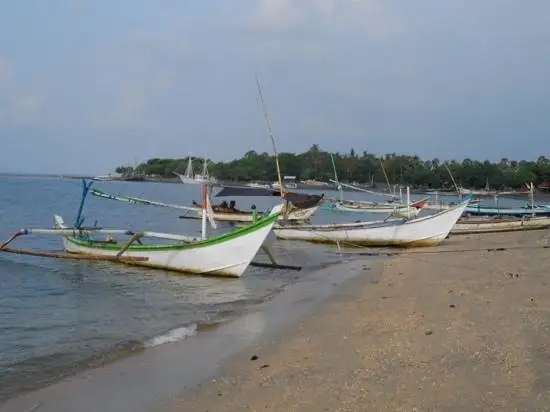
<box><xmin>93</xmin><ymin>174</ymin><xmax>113</xmax><ymax>181</ymax></box>
<box><xmin>328</xmin><ymin>155</ymin><xmax>426</xmax><ymax>218</ymax></box>
<box><xmin>0</xmin><ymin>180</ymin><xmax>283</xmax><ymax>277</ymax></box>
<box><xmin>272</xmin><ymin>176</ymin><xmax>298</xmax><ymax>189</ymax></box>
<box><xmin>182</xmin><ymin>201</ymin><xmax>320</xmax><ymax>222</ymax></box>
<box><xmin>174</xmin><ymin>156</ymin><xmax>217</xmax><ymax>184</ymax></box>
<box><xmin>452</xmin><ymin>216</ymin><xmax>550</xmax><ymax>235</ymax></box>
<box><xmin>245</xmin><ymin>182</ymin><xmax>271</xmax><ymax>189</ymax></box>
<box><xmin>464</xmin><ymin>203</ymin><xmax>550</xmax><ymax>217</ymax></box>
<box><xmin>538</xmin><ymin>181</ymin><xmax>550</xmax><ymax>193</ymax></box>
<box><xmin>273</xmin><ymin>199</ymin><xmax>470</xmax><ymax>247</ymax></box>
<box><xmin>332</xmin><ymin>197</ymin><xmax>429</xmax><ymax>218</ymax></box>
<box><xmin>89</xmin><ymin>186</ymin><xmax>324</xmax><ymax>223</ymax></box>
<box><xmin>424</xmin><ymin>198</ymin><xmax>480</xmax><ymax>211</ymax></box>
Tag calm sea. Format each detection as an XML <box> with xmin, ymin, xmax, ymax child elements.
<box><xmin>0</xmin><ymin>176</ymin><xmax>529</xmax><ymax>402</ymax></box>
<box><xmin>0</xmin><ymin>176</ymin><xmax>361</xmax><ymax>403</ymax></box>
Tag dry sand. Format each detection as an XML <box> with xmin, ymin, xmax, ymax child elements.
<box><xmin>165</xmin><ymin>230</ymin><xmax>550</xmax><ymax>412</ymax></box>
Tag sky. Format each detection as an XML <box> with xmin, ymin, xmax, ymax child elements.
<box><xmin>1</xmin><ymin>0</ymin><xmax>549</xmax><ymax>174</ymax></box>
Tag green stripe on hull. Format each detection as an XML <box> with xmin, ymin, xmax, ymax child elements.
<box><xmin>65</xmin><ymin>210</ymin><xmax>281</xmax><ymax>252</ymax></box>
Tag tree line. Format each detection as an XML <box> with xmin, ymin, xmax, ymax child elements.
<box><xmin>115</xmin><ymin>145</ymin><xmax>550</xmax><ymax>189</ymax></box>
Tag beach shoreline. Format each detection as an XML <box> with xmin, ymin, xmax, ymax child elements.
<box><xmin>0</xmin><ymin>254</ymin><xmax>380</xmax><ymax>412</ymax></box>
<box><xmin>162</xmin><ymin>230</ymin><xmax>550</xmax><ymax>411</ymax></box>
<box><xmin>3</xmin><ymin>229</ymin><xmax>550</xmax><ymax>411</ymax></box>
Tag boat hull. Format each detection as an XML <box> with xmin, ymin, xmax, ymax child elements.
<box><xmin>332</xmin><ymin>199</ymin><xmax>428</xmax><ymax>218</ymax></box>
<box><xmin>57</xmin><ymin>206</ymin><xmax>282</xmax><ymax>277</ymax></box>
<box><xmin>183</xmin><ymin>205</ymin><xmax>319</xmax><ymax>222</ymax></box>
<box><xmin>274</xmin><ymin>201</ymin><xmax>469</xmax><ymax>248</ymax></box>
<box><xmin>464</xmin><ymin>205</ymin><xmax>550</xmax><ymax>217</ymax></box>
<box><xmin>452</xmin><ymin>217</ymin><xmax>550</xmax><ymax>235</ymax></box>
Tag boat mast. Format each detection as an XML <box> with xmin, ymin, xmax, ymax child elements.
<box><xmin>444</xmin><ymin>163</ymin><xmax>462</xmax><ymax>200</ymax></box>
<box><xmin>330</xmin><ymin>153</ymin><xmax>343</xmax><ymax>202</ymax></box>
<box><xmin>202</xmin><ymin>154</ymin><xmax>209</xmax><ymax>180</ymax></box>
<box><xmin>406</xmin><ymin>186</ymin><xmax>411</xmax><ymax>218</ymax></box>
<box><xmin>529</xmin><ymin>182</ymin><xmax>535</xmax><ymax>217</ymax></box>
<box><xmin>379</xmin><ymin>159</ymin><xmax>393</xmax><ymax>198</ymax></box>
<box><xmin>185</xmin><ymin>155</ymin><xmax>193</xmax><ymax>179</ymax></box>
<box><xmin>201</xmin><ymin>183</ymin><xmax>207</xmax><ymax>239</ymax></box>
<box><xmin>255</xmin><ymin>73</ymin><xmax>284</xmax><ymax>197</ymax></box>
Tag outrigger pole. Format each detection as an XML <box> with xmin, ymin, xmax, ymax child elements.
<box><xmin>75</xmin><ymin>179</ymin><xmax>94</xmax><ymax>229</ymax></box>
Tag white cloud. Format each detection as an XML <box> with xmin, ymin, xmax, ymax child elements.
<box><xmin>246</xmin><ymin>0</ymin><xmax>403</xmax><ymax>40</ymax></box>
<box><xmin>89</xmin><ymin>35</ymin><xmax>186</xmax><ymax>131</ymax></box>
<box><xmin>0</xmin><ymin>57</ymin><xmax>46</xmax><ymax>124</ymax></box>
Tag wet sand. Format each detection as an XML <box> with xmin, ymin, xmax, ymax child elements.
<box><xmin>166</xmin><ymin>230</ymin><xmax>550</xmax><ymax>411</ymax></box>
<box><xmin>0</xmin><ymin>256</ymin><xmax>374</xmax><ymax>412</ymax></box>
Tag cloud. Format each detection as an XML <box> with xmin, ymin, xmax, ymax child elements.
<box><xmin>0</xmin><ymin>57</ymin><xmax>14</xmax><ymax>90</ymax></box>
<box><xmin>0</xmin><ymin>57</ymin><xmax>45</xmax><ymax>124</ymax></box>
<box><xmin>245</xmin><ymin>0</ymin><xmax>403</xmax><ymax>40</ymax></box>
<box><xmin>88</xmin><ymin>33</ymin><xmax>188</xmax><ymax>131</ymax></box>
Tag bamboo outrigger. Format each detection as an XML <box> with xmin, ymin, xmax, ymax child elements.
<box><xmin>0</xmin><ymin>179</ymin><xmax>301</xmax><ymax>276</ymax></box>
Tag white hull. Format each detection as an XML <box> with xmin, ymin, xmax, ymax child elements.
<box><xmin>274</xmin><ymin>201</ymin><xmax>469</xmax><ymax>247</ymax></box>
<box><xmin>333</xmin><ymin>201</ymin><xmax>422</xmax><ymax>218</ymax></box>
<box><xmin>56</xmin><ymin>206</ymin><xmax>282</xmax><ymax>277</ymax></box>
<box><xmin>184</xmin><ymin>205</ymin><xmax>319</xmax><ymax>222</ymax></box>
<box><xmin>452</xmin><ymin>216</ymin><xmax>550</xmax><ymax>235</ymax></box>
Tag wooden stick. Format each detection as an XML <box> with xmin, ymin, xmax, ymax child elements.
<box><xmin>0</xmin><ymin>232</ymin><xmax>22</xmax><ymax>249</ymax></box>
<box><xmin>0</xmin><ymin>247</ymin><xmax>148</xmax><ymax>262</ymax></box>
<box><xmin>116</xmin><ymin>233</ymin><xmax>144</xmax><ymax>257</ymax></box>
<box><xmin>250</xmin><ymin>261</ymin><xmax>302</xmax><ymax>271</ymax></box>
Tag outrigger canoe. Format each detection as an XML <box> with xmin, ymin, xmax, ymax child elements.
<box><xmin>0</xmin><ymin>180</ymin><xmax>283</xmax><ymax>277</ymax></box>
<box><xmin>274</xmin><ymin>199</ymin><xmax>470</xmax><ymax>247</ymax></box>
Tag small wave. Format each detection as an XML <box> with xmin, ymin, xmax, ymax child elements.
<box><xmin>144</xmin><ymin>324</ymin><xmax>198</xmax><ymax>348</ymax></box>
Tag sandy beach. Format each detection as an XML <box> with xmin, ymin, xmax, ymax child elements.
<box><xmin>165</xmin><ymin>229</ymin><xmax>550</xmax><ymax>412</ymax></box>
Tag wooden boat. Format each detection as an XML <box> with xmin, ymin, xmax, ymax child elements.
<box><xmin>90</xmin><ymin>187</ymin><xmax>323</xmax><ymax>223</ymax></box>
<box><xmin>273</xmin><ymin>199</ymin><xmax>470</xmax><ymax>247</ymax></box>
<box><xmin>452</xmin><ymin>216</ymin><xmax>550</xmax><ymax>235</ymax></box>
<box><xmin>51</xmin><ymin>208</ymin><xmax>281</xmax><ymax>277</ymax></box>
<box><xmin>182</xmin><ymin>201</ymin><xmax>319</xmax><ymax>222</ymax></box>
<box><xmin>0</xmin><ymin>180</ymin><xmax>283</xmax><ymax>277</ymax></box>
<box><xmin>332</xmin><ymin>198</ymin><xmax>429</xmax><ymax>218</ymax></box>
<box><xmin>424</xmin><ymin>198</ymin><xmax>480</xmax><ymax>211</ymax></box>
<box><xmin>328</xmin><ymin>156</ymin><xmax>425</xmax><ymax>218</ymax></box>
<box><xmin>464</xmin><ymin>203</ymin><xmax>550</xmax><ymax>217</ymax></box>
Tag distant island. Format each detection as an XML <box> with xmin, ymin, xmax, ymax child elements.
<box><xmin>115</xmin><ymin>145</ymin><xmax>550</xmax><ymax>191</ymax></box>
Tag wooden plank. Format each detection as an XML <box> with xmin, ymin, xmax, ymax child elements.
<box><xmin>0</xmin><ymin>247</ymin><xmax>148</xmax><ymax>262</ymax></box>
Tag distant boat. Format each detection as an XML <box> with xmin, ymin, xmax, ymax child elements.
<box><xmin>272</xmin><ymin>175</ymin><xmax>297</xmax><ymax>190</ymax></box>
<box><xmin>245</xmin><ymin>182</ymin><xmax>271</xmax><ymax>189</ymax></box>
<box><xmin>93</xmin><ymin>174</ymin><xmax>113</xmax><ymax>181</ymax></box>
<box><xmin>538</xmin><ymin>181</ymin><xmax>550</xmax><ymax>192</ymax></box>
<box><xmin>174</xmin><ymin>156</ymin><xmax>217</xmax><ymax>185</ymax></box>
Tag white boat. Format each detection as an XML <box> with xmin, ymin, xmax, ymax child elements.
<box><xmin>246</xmin><ymin>182</ymin><xmax>271</xmax><ymax>189</ymax></box>
<box><xmin>332</xmin><ymin>198</ymin><xmax>428</xmax><ymax>218</ymax></box>
<box><xmin>53</xmin><ymin>206</ymin><xmax>281</xmax><ymax>277</ymax></box>
<box><xmin>273</xmin><ymin>200</ymin><xmax>470</xmax><ymax>247</ymax></box>
<box><xmin>272</xmin><ymin>175</ymin><xmax>298</xmax><ymax>189</ymax></box>
<box><xmin>452</xmin><ymin>216</ymin><xmax>550</xmax><ymax>235</ymax></box>
<box><xmin>0</xmin><ymin>180</ymin><xmax>283</xmax><ymax>278</ymax></box>
<box><xmin>174</xmin><ymin>156</ymin><xmax>217</xmax><ymax>184</ymax></box>
<box><xmin>93</xmin><ymin>174</ymin><xmax>113</xmax><ymax>181</ymax></box>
